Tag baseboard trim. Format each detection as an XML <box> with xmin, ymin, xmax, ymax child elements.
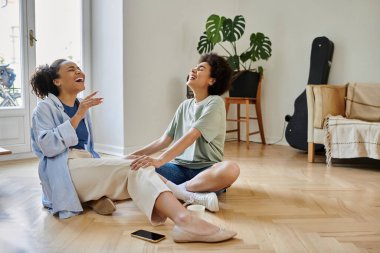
<box><xmin>94</xmin><ymin>143</ymin><xmax>144</xmax><ymax>157</ymax></box>
<box><xmin>225</xmin><ymin>134</ymin><xmax>288</xmax><ymax>146</ymax></box>
<box><xmin>94</xmin><ymin>143</ymin><xmax>124</xmax><ymax>156</ymax></box>
<box><xmin>0</xmin><ymin>152</ymin><xmax>36</xmax><ymax>162</ymax></box>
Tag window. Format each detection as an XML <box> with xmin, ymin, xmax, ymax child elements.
<box><xmin>35</xmin><ymin>0</ymin><xmax>82</xmax><ymax>68</ymax></box>
<box><xmin>0</xmin><ymin>0</ymin><xmax>22</xmax><ymax>107</ymax></box>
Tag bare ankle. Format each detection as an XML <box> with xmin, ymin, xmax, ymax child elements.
<box><xmin>174</xmin><ymin>212</ymin><xmax>192</xmax><ymax>226</ymax></box>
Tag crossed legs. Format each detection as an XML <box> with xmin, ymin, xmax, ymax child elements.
<box><xmin>186</xmin><ymin>161</ymin><xmax>240</xmax><ymax>192</ymax></box>
<box><xmin>156</xmin><ymin>161</ymin><xmax>240</xmax><ymax>192</ymax></box>
<box><xmin>68</xmin><ymin>157</ymin><xmax>236</xmax><ymax>242</ymax></box>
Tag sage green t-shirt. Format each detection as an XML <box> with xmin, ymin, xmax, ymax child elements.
<box><xmin>165</xmin><ymin>95</ymin><xmax>226</xmax><ymax>169</ymax></box>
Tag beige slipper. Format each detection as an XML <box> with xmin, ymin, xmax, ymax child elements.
<box><xmin>172</xmin><ymin>225</ymin><xmax>237</xmax><ymax>243</ymax></box>
<box><xmin>84</xmin><ymin>197</ymin><xmax>116</xmax><ymax>215</ymax></box>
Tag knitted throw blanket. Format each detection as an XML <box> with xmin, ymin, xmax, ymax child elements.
<box><xmin>324</xmin><ymin>115</ymin><xmax>380</xmax><ymax>166</ymax></box>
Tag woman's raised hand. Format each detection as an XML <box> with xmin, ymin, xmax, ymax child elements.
<box><xmin>70</xmin><ymin>91</ymin><xmax>103</xmax><ymax>129</ymax></box>
<box><xmin>76</xmin><ymin>91</ymin><xmax>103</xmax><ymax>119</ymax></box>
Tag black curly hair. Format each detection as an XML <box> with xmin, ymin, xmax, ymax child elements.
<box><xmin>199</xmin><ymin>53</ymin><xmax>232</xmax><ymax>96</ymax></box>
<box><xmin>30</xmin><ymin>59</ymin><xmax>67</xmax><ymax>99</ymax></box>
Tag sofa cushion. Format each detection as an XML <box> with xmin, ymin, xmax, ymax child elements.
<box><xmin>313</xmin><ymin>84</ymin><xmax>347</xmax><ymax>128</ymax></box>
<box><xmin>346</xmin><ymin>83</ymin><xmax>380</xmax><ymax>122</ymax></box>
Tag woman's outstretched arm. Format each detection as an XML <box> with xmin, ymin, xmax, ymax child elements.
<box><xmin>130</xmin><ymin>128</ymin><xmax>201</xmax><ymax>170</ymax></box>
<box><xmin>129</xmin><ymin>134</ymin><xmax>173</xmax><ymax>157</ymax></box>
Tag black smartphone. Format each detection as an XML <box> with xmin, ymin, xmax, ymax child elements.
<box><xmin>131</xmin><ymin>229</ymin><xmax>166</xmax><ymax>243</ymax></box>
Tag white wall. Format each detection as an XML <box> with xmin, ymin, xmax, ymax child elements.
<box><xmin>91</xmin><ymin>0</ymin><xmax>125</xmax><ymax>155</ymax></box>
<box><xmin>91</xmin><ymin>0</ymin><xmax>380</xmax><ymax>155</ymax></box>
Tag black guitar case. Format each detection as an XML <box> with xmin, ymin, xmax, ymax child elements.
<box><xmin>285</xmin><ymin>36</ymin><xmax>334</xmax><ymax>151</ymax></box>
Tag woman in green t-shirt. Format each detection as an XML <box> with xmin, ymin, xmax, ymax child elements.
<box><xmin>128</xmin><ymin>53</ymin><xmax>240</xmax><ymax>213</ymax></box>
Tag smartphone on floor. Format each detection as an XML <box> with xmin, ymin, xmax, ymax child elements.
<box><xmin>131</xmin><ymin>229</ymin><xmax>166</xmax><ymax>243</ymax></box>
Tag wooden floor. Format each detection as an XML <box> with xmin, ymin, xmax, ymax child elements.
<box><xmin>1</xmin><ymin>142</ymin><xmax>380</xmax><ymax>253</ymax></box>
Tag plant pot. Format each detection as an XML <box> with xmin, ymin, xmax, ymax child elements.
<box><xmin>229</xmin><ymin>70</ymin><xmax>260</xmax><ymax>98</ymax></box>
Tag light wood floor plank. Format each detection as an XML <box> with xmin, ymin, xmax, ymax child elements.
<box><xmin>1</xmin><ymin>142</ymin><xmax>380</xmax><ymax>252</ymax></box>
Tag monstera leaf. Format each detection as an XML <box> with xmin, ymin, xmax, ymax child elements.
<box><xmin>222</xmin><ymin>15</ymin><xmax>245</xmax><ymax>43</ymax></box>
<box><xmin>240</xmin><ymin>32</ymin><xmax>271</xmax><ymax>63</ymax></box>
<box><xmin>205</xmin><ymin>14</ymin><xmax>225</xmax><ymax>43</ymax></box>
<box><xmin>197</xmin><ymin>32</ymin><xmax>216</xmax><ymax>54</ymax></box>
<box><xmin>227</xmin><ymin>55</ymin><xmax>240</xmax><ymax>71</ymax></box>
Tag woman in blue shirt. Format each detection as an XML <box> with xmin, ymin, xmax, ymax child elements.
<box><xmin>30</xmin><ymin>59</ymin><xmax>236</xmax><ymax>243</ymax></box>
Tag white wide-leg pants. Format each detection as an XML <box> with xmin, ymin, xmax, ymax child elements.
<box><xmin>68</xmin><ymin>157</ymin><xmax>170</xmax><ymax>225</ymax></box>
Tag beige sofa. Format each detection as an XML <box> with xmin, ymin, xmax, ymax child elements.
<box><xmin>306</xmin><ymin>83</ymin><xmax>380</xmax><ymax>163</ymax></box>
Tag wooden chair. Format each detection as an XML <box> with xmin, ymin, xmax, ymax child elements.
<box><xmin>225</xmin><ymin>75</ymin><xmax>266</xmax><ymax>149</ymax></box>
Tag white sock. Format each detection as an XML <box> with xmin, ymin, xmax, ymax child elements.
<box><xmin>166</xmin><ymin>181</ymin><xmax>191</xmax><ymax>201</ymax></box>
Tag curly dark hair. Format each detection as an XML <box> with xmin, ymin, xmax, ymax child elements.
<box><xmin>30</xmin><ymin>59</ymin><xmax>67</xmax><ymax>99</ymax></box>
<box><xmin>199</xmin><ymin>53</ymin><xmax>232</xmax><ymax>96</ymax></box>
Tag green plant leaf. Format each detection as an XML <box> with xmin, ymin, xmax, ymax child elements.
<box><xmin>205</xmin><ymin>14</ymin><xmax>225</xmax><ymax>43</ymax></box>
<box><xmin>197</xmin><ymin>14</ymin><xmax>272</xmax><ymax>72</ymax></box>
<box><xmin>241</xmin><ymin>32</ymin><xmax>272</xmax><ymax>64</ymax></box>
<box><xmin>249</xmin><ymin>32</ymin><xmax>272</xmax><ymax>61</ymax></box>
<box><xmin>233</xmin><ymin>15</ymin><xmax>245</xmax><ymax>38</ymax></box>
<box><xmin>227</xmin><ymin>55</ymin><xmax>240</xmax><ymax>71</ymax></box>
<box><xmin>222</xmin><ymin>18</ymin><xmax>233</xmax><ymax>42</ymax></box>
<box><xmin>222</xmin><ymin>15</ymin><xmax>245</xmax><ymax>42</ymax></box>
<box><xmin>258</xmin><ymin>66</ymin><xmax>263</xmax><ymax>74</ymax></box>
<box><xmin>197</xmin><ymin>32</ymin><xmax>215</xmax><ymax>54</ymax></box>
<box><xmin>240</xmin><ymin>52</ymin><xmax>251</xmax><ymax>63</ymax></box>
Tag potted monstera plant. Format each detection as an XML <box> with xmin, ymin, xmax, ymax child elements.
<box><xmin>197</xmin><ymin>14</ymin><xmax>272</xmax><ymax>98</ymax></box>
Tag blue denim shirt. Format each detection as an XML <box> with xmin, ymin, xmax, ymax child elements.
<box><xmin>31</xmin><ymin>93</ymin><xmax>100</xmax><ymax>219</ymax></box>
